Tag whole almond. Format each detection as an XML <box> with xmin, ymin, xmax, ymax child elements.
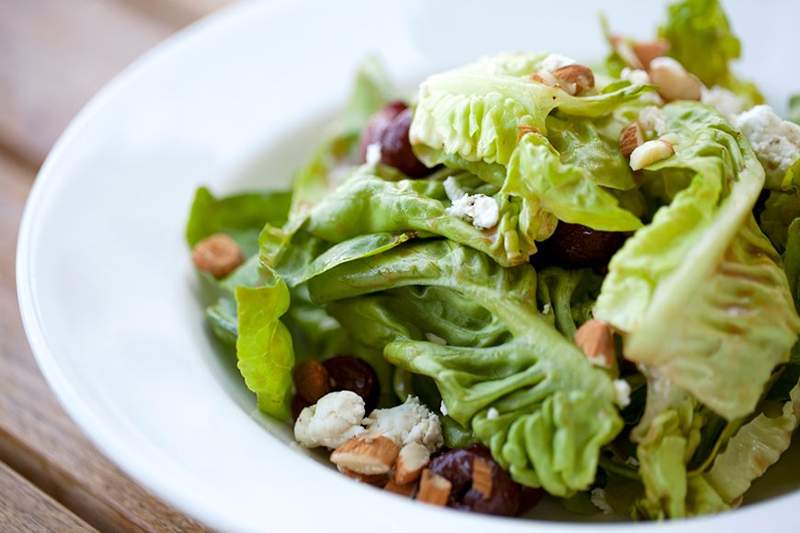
<box><xmin>619</xmin><ymin>122</ymin><xmax>644</xmax><ymax>158</ymax></box>
<box><xmin>575</xmin><ymin>319</ymin><xmax>615</xmax><ymax>369</ymax></box>
<box><xmin>632</xmin><ymin>40</ymin><xmax>669</xmax><ymax>69</ymax></box>
<box><xmin>553</xmin><ymin>64</ymin><xmax>595</xmax><ymax>96</ymax></box>
<box><xmin>416</xmin><ymin>469</ymin><xmax>452</xmax><ymax>506</ymax></box>
<box><xmin>331</xmin><ymin>435</ymin><xmax>399</xmax><ymax>476</ymax></box>
<box><xmin>395</xmin><ymin>442</ymin><xmax>430</xmax><ymax>485</ymax></box>
<box><xmin>191</xmin><ymin>233</ymin><xmax>244</xmax><ymax>278</ymax></box>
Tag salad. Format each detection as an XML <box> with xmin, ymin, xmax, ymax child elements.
<box><xmin>186</xmin><ymin>0</ymin><xmax>800</xmax><ymax>521</ymax></box>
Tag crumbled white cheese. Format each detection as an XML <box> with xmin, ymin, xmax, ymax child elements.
<box><xmin>542</xmin><ymin>303</ymin><xmax>552</xmax><ymax>315</ymax></box>
<box><xmin>364</xmin><ymin>396</ymin><xmax>443</xmax><ymax>452</ymax></box>
<box><xmin>701</xmin><ymin>85</ymin><xmax>746</xmax><ymax>120</ymax></box>
<box><xmin>365</xmin><ymin>143</ymin><xmax>382</xmax><ymax>165</ymax></box>
<box><xmin>442</xmin><ymin>176</ymin><xmax>466</xmax><ymax>201</ymax></box>
<box><xmin>440</xmin><ymin>400</ymin><xmax>448</xmax><ymax>416</ymax></box>
<box><xmin>620</xmin><ymin>67</ymin><xmax>650</xmax><ymax>86</ymax></box>
<box><xmin>613</xmin><ymin>379</ymin><xmax>632</xmax><ymax>407</ymax></box>
<box><xmin>294</xmin><ymin>391</ymin><xmax>366</xmax><ymax>449</ymax></box>
<box><xmin>486</xmin><ymin>407</ymin><xmax>499</xmax><ymax>420</ymax></box>
<box><xmin>591</xmin><ymin>488</ymin><xmax>614</xmax><ymax>515</ymax></box>
<box><xmin>425</xmin><ymin>332</ymin><xmax>447</xmax><ymax>345</ymax></box>
<box><xmin>735</xmin><ymin>105</ymin><xmax>800</xmax><ymax>184</ymax></box>
<box><xmin>638</xmin><ymin>106</ymin><xmax>667</xmax><ymax>136</ymax></box>
<box><xmin>540</xmin><ymin>53</ymin><xmax>576</xmax><ymax>72</ymax></box>
<box><xmin>446</xmin><ymin>194</ymin><xmax>499</xmax><ymax>229</ymax></box>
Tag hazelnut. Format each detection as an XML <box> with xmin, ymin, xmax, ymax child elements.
<box><xmin>575</xmin><ymin>319</ymin><xmax>615</xmax><ymax>369</ymax></box>
<box><xmin>648</xmin><ymin>57</ymin><xmax>702</xmax><ymax>102</ymax></box>
<box><xmin>191</xmin><ymin>233</ymin><xmax>244</xmax><ymax>278</ymax></box>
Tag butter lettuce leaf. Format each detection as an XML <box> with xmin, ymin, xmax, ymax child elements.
<box><xmin>235</xmin><ymin>277</ymin><xmax>295</xmax><ymax>421</ymax></box>
<box><xmin>308</xmin><ymin>240</ymin><xmax>622</xmax><ymax>496</ymax></box>
<box><xmin>595</xmin><ymin>102</ymin><xmax>800</xmax><ymax>420</ymax></box>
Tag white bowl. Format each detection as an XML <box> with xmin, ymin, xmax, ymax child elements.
<box><xmin>16</xmin><ymin>1</ymin><xmax>800</xmax><ymax>531</ymax></box>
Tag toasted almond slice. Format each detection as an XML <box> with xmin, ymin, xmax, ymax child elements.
<box><xmin>338</xmin><ymin>466</ymin><xmax>389</xmax><ymax>486</ymax></box>
<box><xmin>629</xmin><ymin>139</ymin><xmax>674</xmax><ymax>171</ymax></box>
<box><xmin>632</xmin><ymin>40</ymin><xmax>669</xmax><ymax>70</ymax></box>
<box><xmin>553</xmin><ymin>64</ymin><xmax>595</xmax><ymax>96</ymax></box>
<box><xmin>395</xmin><ymin>442</ymin><xmax>430</xmax><ymax>485</ymax></box>
<box><xmin>472</xmin><ymin>457</ymin><xmax>494</xmax><ymax>498</ymax></box>
<box><xmin>331</xmin><ymin>435</ymin><xmax>399</xmax><ymax>476</ymax></box>
<box><xmin>619</xmin><ymin>122</ymin><xmax>644</xmax><ymax>158</ymax></box>
<box><xmin>292</xmin><ymin>360</ymin><xmax>330</xmax><ymax>404</ymax></box>
<box><xmin>384</xmin><ymin>479</ymin><xmax>417</xmax><ymax>497</ymax></box>
<box><xmin>191</xmin><ymin>233</ymin><xmax>244</xmax><ymax>278</ymax></box>
<box><xmin>575</xmin><ymin>319</ymin><xmax>615</xmax><ymax>369</ymax></box>
<box><xmin>416</xmin><ymin>469</ymin><xmax>452</xmax><ymax>506</ymax></box>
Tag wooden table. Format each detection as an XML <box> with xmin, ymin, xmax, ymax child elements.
<box><xmin>0</xmin><ymin>2</ymin><xmax>229</xmax><ymax>530</ymax></box>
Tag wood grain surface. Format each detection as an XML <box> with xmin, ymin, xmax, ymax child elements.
<box><xmin>0</xmin><ymin>0</ymin><xmax>228</xmax><ymax>530</ymax></box>
<box><xmin>0</xmin><ymin>461</ymin><xmax>96</xmax><ymax>533</ymax></box>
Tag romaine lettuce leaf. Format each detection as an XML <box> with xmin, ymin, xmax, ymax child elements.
<box><xmin>235</xmin><ymin>277</ymin><xmax>294</xmax><ymax>421</ymax></box>
<box><xmin>307</xmin><ymin>240</ymin><xmax>623</xmax><ymax>496</ymax></box>
<box><xmin>595</xmin><ymin>102</ymin><xmax>800</xmax><ymax>420</ymax></box>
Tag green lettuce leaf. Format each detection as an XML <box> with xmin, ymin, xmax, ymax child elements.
<box><xmin>537</xmin><ymin>267</ymin><xmax>602</xmax><ymax>339</ymax></box>
<box><xmin>186</xmin><ymin>187</ymin><xmax>291</xmax><ymax>256</ymax></box>
<box><xmin>658</xmin><ymin>0</ymin><xmax>763</xmax><ymax>106</ymax></box>
<box><xmin>235</xmin><ymin>277</ymin><xmax>295</xmax><ymax>421</ymax></box>
<box><xmin>504</xmin><ymin>133</ymin><xmax>642</xmax><ymax>232</ymax></box>
<box><xmin>307</xmin><ymin>240</ymin><xmax>623</xmax><ymax>496</ymax></box>
<box><xmin>410</xmin><ymin>53</ymin><xmax>646</xmax><ymax>174</ymax></box>
<box><xmin>595</xmin><ymin>102</ymin><xmax>800</xmax><ymax>420</ymax></box>
<box><xmin>760</xmin><ymin>190</ymin><xmax>800</xmax><ymax>253</ymax></box>
<box><xmin>704</xmin><ymin>380</ymin><xmax>800</xmax><ymax>504</ymax></box>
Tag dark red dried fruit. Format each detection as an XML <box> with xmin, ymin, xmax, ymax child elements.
<box><xmin>539</xmin><ymin>222</ymin><xmax>627</xmax><ymax>268</ymax></box>
<box><xmin>322</xmin><ymin>355</ymin><xmax>380</xmax><ymax>412</ymax></box>
<box><xmin>378</xmin><ymin>108</ymin><xmax>430</xmax><ymax>177</ymax></box>
<box><xmin>359</xmin><ymin>101</ymin><xmax>430</xmax><ymax>178</ymax></box>
<box><xmin>359</xmin><ymin>100</ymin><xmax>408</xmax><ymax>162</ymax></box>
<box><xmin>428</xmin><ymin>444</ymin><xmax>538</xmax><ymax>516</ymax></box>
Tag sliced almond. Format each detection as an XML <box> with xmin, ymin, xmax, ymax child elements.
<box><xmin>648</xmin><ymin>56</ymin><xmax>702</xmax><ymax>102</ymax></box>
<box><xmin>191</xmin><ymin>233</ymin><xmax>244</xmax><ymax>278</ymax></box>
<box><xmin>338</xmin><ymin>466</ymin><xmax>389</xmax><ymax>487</ymax></box>
<box><xmin>416</xmin><ymin>469</ymin><xmax>452</xmax><ymax>506</ymax></box>
<box><xmin>619</xmin><ymin>122</ymin><xmax>644</xmax><ymax>158</ymax></box>
<box><xmin>330</xmin><ymin>435</ymin><xmax>399</xmax><ymax>476</ymax></box>
<box><xmin>472</xmin><ymin>457</ymin><xmax>494</xmax><ymax>499</ymax></box>
<box><xmin>395</xmin><ymin>442</ymin><xmax>430</xmax><ymax>485</ymax></box>
<box><xmin>552</xmin><ymin>64</ymin><xmax>595</xmax><ymax>96</ymax></box>
<box><xmin>629</xmin><ymin>139</ymin><xmax>674</xmax><ymax>171</ymax></box>
<box><xmin>631</xmin><ymin>40</ymin><xmax>669</xmax><ymax>70</ymax></box>
<box><xmin>575</xmin><ymin>319</ymin><xmax>615</xmax><ymax>369</ymax></box>
<box><xmin>384</xmin><ymin>479</ymin><xmax>417</xmax><ymax>497</ymax></box>
<box><xmin>292</xmin><ymin>360</ymin><xmax>330</xmax><ymax>404</ymax></box>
